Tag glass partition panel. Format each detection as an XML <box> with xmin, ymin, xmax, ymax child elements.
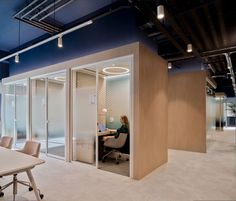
<box><xmin>47</xmin><ymin>73</ymin><xmax>66</xmax><ymax>158</ymax></box>
<box><xmin>4</xmin><ymin>84</ymin><xmax>15</xmax><ymax>139</ymax></box>
<box><xmin>72</xmin><ymin>68</ymin><xmax>97</xmax><ymax>165</ymax></box>
<box><xmin>31</xmin><ymin>78</ymin><xmax>46</xmax><ymax>152</ymax></box>
<box><xmin>15</xmin><ymin>80</ymin><xmax>27</xmax><ymax>148</ymax></box>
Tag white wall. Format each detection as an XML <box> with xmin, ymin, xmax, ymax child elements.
<box><xmin>105</xmin><ymin>75</ymin><xmax>130</xmax><ymax>129</ymax></box>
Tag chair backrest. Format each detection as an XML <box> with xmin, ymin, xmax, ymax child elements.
<box><xmin>104</xmin><ymin>133</ymin><xmax>128</xmax><ymax>149</ymax></box>
<box><xmin>0</xmin><ymin>136</ymin><xmax>13</xmax><ymax>149</ymax></box>
<box><xmin>21</xmin><ymin>141</ymin><xmax>41</xmax><ymax>158</ymax></box>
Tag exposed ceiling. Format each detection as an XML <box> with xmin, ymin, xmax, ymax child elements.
<box><xmin>128</xmin><ymin>0</ymin><xmax>236</xmax><ymax>97</ymax></box>
<box><xmin>0</xmin><ymin>0</ymin><xmax>236</xmax><ymax>96</ymax></box>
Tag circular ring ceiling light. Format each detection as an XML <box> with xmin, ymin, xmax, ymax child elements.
<box><xmin>102</xmin><ymin>66</ymin><xmax>129</xmax><ymax>75</ymax></box>
<box><xmin>54</xmin><ymin>76</ymin><xmax>66</xmax><ymax>82</ymax></box>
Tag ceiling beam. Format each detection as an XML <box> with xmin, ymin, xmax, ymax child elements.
<box><xmin>165</xmin><ymin>55</ymin><xmax>196</xmax><ymax>62</ymax></box>
<box><xmin>178</xmin><ymin>14</ymin><xmax>204</xmax><ymax>51</ymax></box>
<box><xmin>216</xmin><ymin>0</ymin><xmax>227</xmax><ymax>47</ymax></box>
<box><xmin>175</xmin><ymin>0</ymin><xmax>217</xmax><ymax>16</ymax></box>
<box><xmin>203</xmin><ymin>5</ymin><xmax>220</xmax><ymax>49</ymax></box>
<box><xmin>128</xmin><ymin>0</ymin><xmax>187</xmax><ymax>56</ymax></box>
<box><xmin>201</xmin><ymin>46</ymin><xmax>236</xmax><ymax>57</ymax></box>
<box><xmin>164</xmin><ymin>8</ymin><xmax>199</xmax><ymax>57</ymax></box>
<box><xmin>191</xmin><ymin>10</ymin><xmax>212</xmax><ymax>50</ymax></box>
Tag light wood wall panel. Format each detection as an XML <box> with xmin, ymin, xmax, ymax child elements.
<box><xmin>133</xmin><ymin>44</ymin><xmax>168</xmax><ymax>179</ymax></box>
<box><xmin>168</xmin><ymin>71</ymin><xmax>206</xmax><ymax>153</ymax></box>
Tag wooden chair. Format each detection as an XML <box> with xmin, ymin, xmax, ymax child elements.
<box><xmin>0</xmin><ymin>136</ymin><xmax>13</xmax><ymax>149</ymax></box>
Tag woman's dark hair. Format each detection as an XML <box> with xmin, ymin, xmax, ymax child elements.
<box><xmin>121</xmin><ymin>115</ymin><xmax>129</xmax><ymax>126</ymax></box>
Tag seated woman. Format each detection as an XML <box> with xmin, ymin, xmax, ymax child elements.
<box><xmin>103</xmin><ymin>115</ymin><xmax>130</xmax><ymax>154</ymax></box>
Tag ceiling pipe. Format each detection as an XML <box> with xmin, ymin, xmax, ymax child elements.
<box><xmin>0</xmin><ymin>20</ymin><xmax>93</xmax><ymax>63</ymax></box>
<box><xmin>201</xmin><ymin>46</ymin><xmax>236</xmax><ymax>57</ymax></box>
<box><xmin>225</xmin><ymin>53</ymin><xmax>236</xmax><ymax>94</ymax></box>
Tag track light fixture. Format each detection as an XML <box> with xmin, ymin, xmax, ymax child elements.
<box><xmin>187</xmin><ymin>43</ymin><xmax>193</xmax><ymax>53</ymax></box>
<box><xmin>15</xmin><ymin>20</ymin><xmax>21</xmax><ymax>64</ymax></box>
<box><xmin>168</xmin><ymin>62</ymin><xmax>172</xmax><ymax>69</ymax></box>
<box><xmin>58</xmin><ymin>35</ymin><xmax>63</xmax><ymax>48</ymax></box>
<box><xmin>15</xmin><ymin>54</ymin><xmax>19</xmax><ymax>63</ymax></box>
<box><xmin>157</xmin><ymin>5</ymin><xmax>164</xmax><ymax>20</ymax></box>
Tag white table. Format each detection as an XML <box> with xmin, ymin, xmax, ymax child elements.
<box><xmin>0</xmin><ymin>147</ymin><xmax>45</xmax><ymax>201</ymax></box>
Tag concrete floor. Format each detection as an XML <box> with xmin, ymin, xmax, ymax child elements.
<box><xmin>1</xmin><ymin>129</ymin><xmax>236</xmax><ymax>201</ymax></box>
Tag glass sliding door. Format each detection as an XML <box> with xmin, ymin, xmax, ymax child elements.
<box><xmin>4</xmin><ymin>84</ymin><xmax>15</xmax><ymax>140</ymax></box>
<box><xmin>3</xmin><ymin>80</ymin><xmax>28</xmax><ymax>148</ymax></box>
<box><xmin>96</xmin><ymin>58</ymin><xmax>131</xmax><ymax>177</ymax></box>
<box><xmin>31</xmin><ymin>78</ymin><xmax>47</xmax><ymax>152</ymax></box>
<box><xmin>31</xmin><ymin>72</ymin><xmax>66</xmax><ymax>158</ymax></box>
<box><xmin>15</xmin><ymin>80</ymin><xmax>27</xmax><ymax>148</ymax></box>
<box><xmin>47</xmin><ymin>73</ymin><xmax>66</xmax><ymax>158</ymax></box>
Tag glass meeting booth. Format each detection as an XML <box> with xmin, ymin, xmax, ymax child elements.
<box><xmin>1</xmin><ymin>55</ymin><xmax>133</xmax><ymax>177</ymax></box>
<box><xmin>71</xmin><ymin>56</ymin><xmax>132</xmax><ymax>177</ymax></box>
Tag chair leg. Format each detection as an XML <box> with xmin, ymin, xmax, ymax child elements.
<box><xmin>102</xmin><ymin>150</ymin><xmax>115</xmax><ymax>162</ymax></box>
<box><xmin>13</xmin><ymin>174</ymin><xmax>17</xmax><ymax>201</ymax></box>
<box><xmin>0</xmin><ymin>174</ymin><xmax>44</xmax><ymax>200</ymax></box>
<box><xmin>103</xmin><ymin>150</ymin><xmax>122</xmax><ymax>164</ymax></box>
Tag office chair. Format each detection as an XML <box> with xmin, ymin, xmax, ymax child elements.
<box><xmin>102</xmin><ymin>133</ymin><xmax>128</xmax><ymax>164</ymax></box>
<box><xmin>0</xmin><ymin>141</ymin><xmax>44</xmax><ymax>199</ymax></box>
<box><xmin>0</xmin><ymin>136</ymin><xmax>13</xmax><ymax>149</ymax></box>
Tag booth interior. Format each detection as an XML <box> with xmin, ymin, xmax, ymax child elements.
<box><xmin>72</xmin><ymin>56</ymin><xmax>131</xmax><ymax>177</ymax></box>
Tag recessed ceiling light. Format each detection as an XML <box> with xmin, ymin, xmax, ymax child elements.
<box><xmin>102</xmin><ymin>66</ymin><xmax>129</xmax><ymax>75</ymax></box>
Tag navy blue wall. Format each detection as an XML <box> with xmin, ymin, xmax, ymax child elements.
<box><xmin>169</xmin><ymin>58</ymin><xmax>205</xmax><ymax>74</ymax></box>
<box><xmin>0</xmin><ymin>63</ymin><xmax>9</xmax><ymax>80</ymax></box>
<box><xmin>9</xmin><ymin>8</ymin><xmax>157</xmax><ymax>76</ymax></box>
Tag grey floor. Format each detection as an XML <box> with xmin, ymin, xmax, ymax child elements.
<box><xmin>0</xmin><ymin>128</ymin><xmax>236</xmax><ymax>201</ymax></box>
<box><xmin>99</xmin><ymin>154</ymin><xmax>129</xmax><ymax>177</ymax></box>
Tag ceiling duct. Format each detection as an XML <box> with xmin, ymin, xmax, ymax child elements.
<box><xmin>225</xmin><ymin>53</ymin><xmax>236</xmax><ymax>94</ymax></box>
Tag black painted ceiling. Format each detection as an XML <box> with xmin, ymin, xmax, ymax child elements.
<box><xmin>128</xmin><ymin>0</ymin><xmax>236</xmax><ymax>97</ymax></box>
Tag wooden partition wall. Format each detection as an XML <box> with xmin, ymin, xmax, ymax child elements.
<box><xmin>168</xmin><ymin>71</ymin><xmax>206</xmax><ymax>153</ymax></box>
<box><xmin>133</xmin><ymin>44</ymin><xmax>168</xmax><ymax>179</ymax></box>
